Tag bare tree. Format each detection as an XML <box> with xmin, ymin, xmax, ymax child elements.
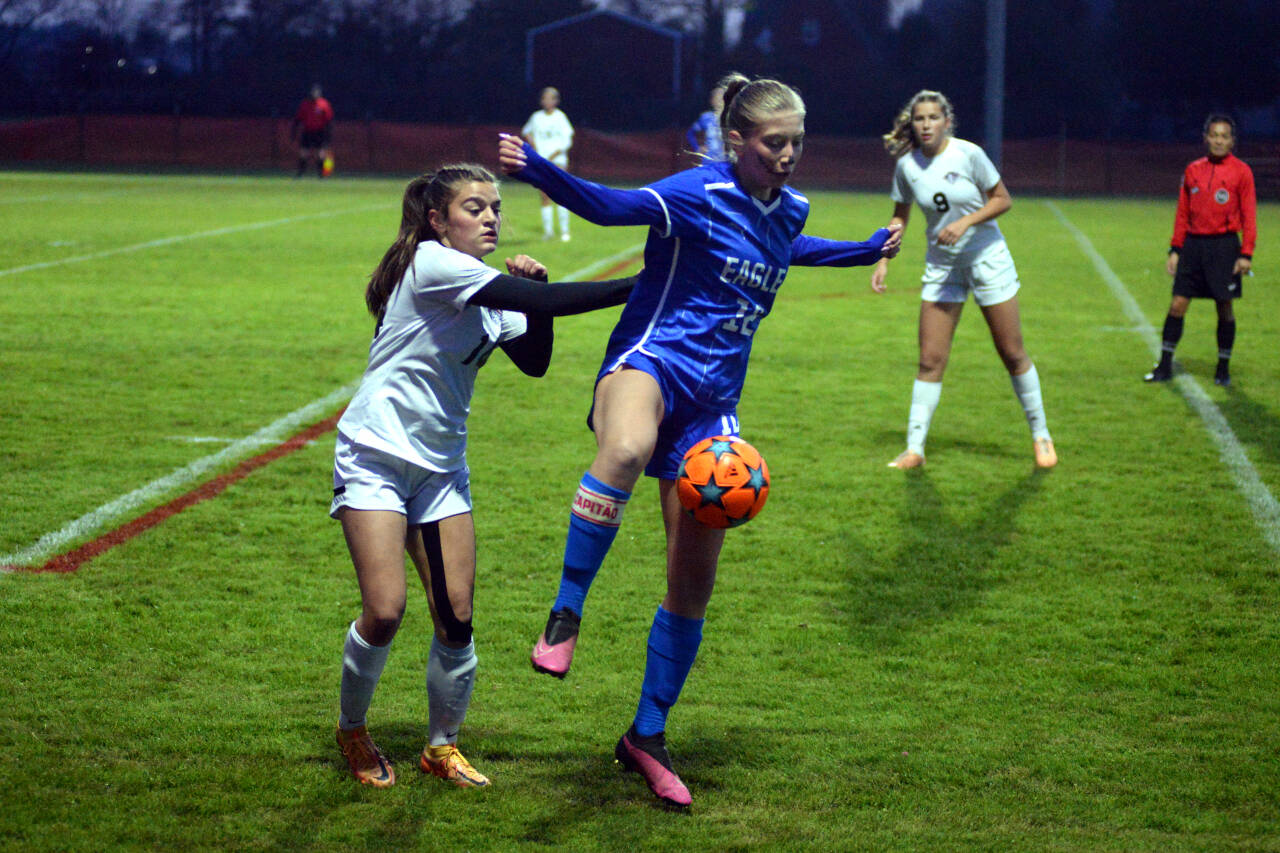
<box><xmin>0</xmin><ymin>0</ymin><xmax>76</xmax><ymax>64</ymax></box>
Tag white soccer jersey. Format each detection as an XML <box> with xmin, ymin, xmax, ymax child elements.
<box><xmin>891</xmin><ymin>137</ymin><xmax>1005</xmax><ymax>265</ymax></box>
<box><xmin>521</xmin><ymin>109</ymin><xmax>574</xmax><ymax>166</ymax></box>
<box><xmin>337</xmin><ymin>240</ymin><xmax>527</xmax><ymax>473</ymax></box>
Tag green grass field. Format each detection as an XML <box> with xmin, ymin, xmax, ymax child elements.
<box><xmin>1</xmin><ymin>169</ymin><xmax>1278</xmax><ymax>851</ymax></box>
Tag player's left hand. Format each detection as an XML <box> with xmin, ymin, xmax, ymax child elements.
<box><xmin>1234</xmin><ymin>257</ymin><xmax>1251</xmax><ymax>277</ymax></box>
<box><xmin>936</xmin><ymin>220</ymin><xmax>968</xmax><ymax>246</ymax></box>
<box><xmin>882</xmin><ymin>222</ymin><xmax>903</xmax><ymax>258</ymax></box>
<box><xmin>498</xmin><ymin>134</ymin><xmax>527</xmax><ymax>174</ymax></box>
<box><xmin>506</xmin><ymin>254</ymin><xmax>548</xmax><ymax>281</ymax></box>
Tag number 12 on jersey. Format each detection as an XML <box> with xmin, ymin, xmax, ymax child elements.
<box><xmin>722</xmin><ymin>298</ymin><xmax>764</xmax><ymax>337</ymax></box>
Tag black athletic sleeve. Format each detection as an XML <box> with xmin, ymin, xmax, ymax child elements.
<box><xmin>499</xmin><ymin>313</ymin><xmax>553</xmax><ymax>377</ymax></box>
<box><xmin>466</xmin><ymin>274</ymin><xmax>636</xmax><ymax>316</ymax></box>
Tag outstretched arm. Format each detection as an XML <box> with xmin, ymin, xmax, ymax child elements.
<box><xmin>498</xmin><ymin>134</ymin><xmax>667</xmax><ymax>229</ymax></box>
<box><xmin>474</xmin><ymin>256</ymin><xmax>636</xmax><ymax>377</ymax></box>
<box><xmin>467</xmin><ymin>253</ymin><xmax>635</xmax><ymax>315</ymax></box>
<box><xmin>481</xmin><ymin>253</ymin><xmax>634</xmax><ymax>376</ymax></box>
<box><xmin>791</xmin><ymin>226</ymin><xmax>898</xmax><ymax>267</ymax></box>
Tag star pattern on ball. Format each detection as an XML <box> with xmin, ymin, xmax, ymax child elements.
<box><xmin>743</xmin><ymin>461</ymin><xmax>767</xmax><ymax>498</ymax></box>
<box><xmin>707</xmin><ymin>438</ymin><xmax>736</xmax><ymax>460</ymax></box>
<box><xmin>695</xmin><ymin>473</ymin><xmax>731</xmax><ymax>509</ymax></box>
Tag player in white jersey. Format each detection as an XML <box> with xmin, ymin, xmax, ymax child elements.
<box><xmin>522</xmin><ymin>87</ymin><xmax>575</xmax><ymax>241</ymax></box>
<box><xmin>871</xmin><ymin>90</ymin><xmax>1057</xmax><ymax>470</ymax></box>
<box><xmin>331</xmin><ymin>164</ymin><xmax>634</xmax><ymax>790</ymax></box>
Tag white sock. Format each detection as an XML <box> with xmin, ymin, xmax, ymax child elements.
<box><xmin>906</xmin><ymin>379</ymin><xmax>942</xmax><ymax>454</ymax></box>
<box><xmin>557</xmin><ymin>205</ymin><xmax>570</xmax><ymax>236</ymax></box>
<box><xmin>339</xmin><ymin>621</ymin><xmax>391</xmax><ymax>731</ymax></box>
<box><xmin>427</xmin><ymin>637</ymin><xmax>477</xmax><ymax>746</ymax></box>
<box><xmin>1010</xmin><ymin>364</ymin><xmax>1051</xmax><ymax>440</ymax></box>
<box><xmin>541</xmin><ymin>206</ymin><xmax>553</xmax><ymax>236</ymax></box>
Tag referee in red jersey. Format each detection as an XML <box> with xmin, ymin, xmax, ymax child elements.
<box><xmin>291</xmin><ymin>84</ymin><xmax>334</xmax><ymax>179</ymax></box>
<box><xmin>1145</xmin><ymin>114</ymin><xmax>1257</xmax><ymax>387</ymax></box>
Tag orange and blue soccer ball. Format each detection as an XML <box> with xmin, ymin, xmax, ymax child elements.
<box><xmin>676</xmin><ymin>436</ymin><xmax>770</xmax><ymax>529</ymax></box>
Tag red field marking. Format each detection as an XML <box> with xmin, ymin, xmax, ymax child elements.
<box><xmin>3</xmin><ymin>411</ymin><xmax>343</xmax><ymax>575</ymax></box>
<box><xmin>2</xmin><ymin>249</ymin><xmax>646</xmax><ymax>576</ymax></box>
<box><xmin>594</xmin><ymin>255</ymin><xmax>640</xmax><ymax>279</ymax></box>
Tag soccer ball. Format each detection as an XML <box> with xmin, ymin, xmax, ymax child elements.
<box><xmin>675</xmin><ymin>436</ymin><xmax>770</xmax><ymax>529</ymax></box>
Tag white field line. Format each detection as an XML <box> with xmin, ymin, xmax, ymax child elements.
<box><xmin>0</xmin><ymin>204</ymin><xmax>388</xmax><ymax>278</ymax></box>
<box><xmin>1046</xmin><ymin>200</ymin><xmax>1280</xmax><ymax>554</ymax></box>
<box><xmin>0</xmin><ymin>191</ymin><xmax>133</xmax><ymax>206</ymax></box>
<box><xmin>562</xmin><ymin>242</ymin><xmax>647</xmax><ymax>279</ymax></box>
<box><xmin>0</xmin><ymin>382</ymin><xmax>359</xmax><ymax>568</ymax></box>
<box><xmin>166</xmin><ymin>436</ymin><xmax>280</xmax><ymax>445</ymax></box>
<box><xmin>0</xmin><ymin>243</ymin><xmax>646</xmax><ymax>570</ymax></box>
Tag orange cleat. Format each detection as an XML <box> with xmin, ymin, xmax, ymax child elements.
<box><xmin>421</xmin><ymin>743</ymin><xmax>490</xmax><ymax>788</ymax></box>
<box><xmin>888</xmin><ymin>450</ymin><xmax>925</xmax><ymax>469</ymax></box>
<box><xmin>336</xmin><ymin>725</ymin><xmax>395</xmax><ymax>788</ymax></box>
<box><xmin>1034</xmin><ymin>437</ymin><xmax>1058</xmax><ymax>469</ymax></box>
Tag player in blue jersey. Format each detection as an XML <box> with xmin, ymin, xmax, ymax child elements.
<box><xmin>498</xmin><ymin>73</ymin><xmax>901</xmax><ymax>808</ymax></box>
<box><xmin>685</xmin><ymin>80</ymin><xmax>726</xmax><ymax>161</ymax></box>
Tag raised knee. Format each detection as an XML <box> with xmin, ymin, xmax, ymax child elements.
<box><xmin>600</xmin><ymin>439</ymin><xmax>651</xmax><ymax>479</ymax></box>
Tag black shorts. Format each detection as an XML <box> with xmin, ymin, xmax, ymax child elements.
<box><xmin>299</xmin><ymin>128</ymin><xmax>330</xmax><ymax>150</ymax></box>
<box><xmin>1172</xmin><ymin>233</ymin><xmax>1242</xmax><ymax>301</ymax></box>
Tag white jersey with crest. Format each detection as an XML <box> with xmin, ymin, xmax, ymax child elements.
<box><xmin>891</xmin><ymin>137</ymin><xmax>1004</xmax><ymax>265</ymax></box>
<box><xmin>337</xmin><ymin>240</ymin><xmax>527</xmax><ymax>473</ymax></box>
<box><xmin>521</xmin><ymin>109</ymin><xmax>574</xmax><ymax>166</ymax></box>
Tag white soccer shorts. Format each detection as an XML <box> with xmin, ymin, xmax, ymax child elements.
<box><xmin>330</xmin><ymin>432</ymin><xmax>471</xmax><ymax>524</ymax></box>
<box><xmin>920</xmin><ymin>241</ymin><xmax>1021</xmax><ymax>307</ymax></box>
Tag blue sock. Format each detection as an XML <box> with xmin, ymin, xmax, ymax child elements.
<box><xmin>634</xmin><ymin>606</ymin><xmax>704</xmax><ymax>737</ymax></box>
<box><xmin>552</xmin><ymin>472</ymin><xmax>630</xmax><ymax>616</ymax></box>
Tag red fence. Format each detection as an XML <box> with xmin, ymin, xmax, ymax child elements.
<box><xmin>2</xmin><ymin>114</ymin><xmax>1276</xmax><ymax>198</ymax></box>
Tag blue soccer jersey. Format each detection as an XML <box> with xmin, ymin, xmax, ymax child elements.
<box><xmin>686</xmin><ymin>111</ymin><xmax>724</xmax><ymax>161</ymax></box>
<box><xmin>513</xmin><ymin>142</ymin><xmax>888</xmax><ymax>411</ymax></box>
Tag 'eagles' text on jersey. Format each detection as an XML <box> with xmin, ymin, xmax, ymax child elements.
<box><xmin>511</xmin><ymin>142</ymin><xmax>889</xmax><ymax>411</ymax></box>
<box><xmin>608</xmin><ymin>160</ymin><xmax>809</xmax><ymax>409</ymax></box>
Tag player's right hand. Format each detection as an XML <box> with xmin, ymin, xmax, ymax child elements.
<box><xmin>881</xmin><ymin>222</ymin><xmax>903</xmax><ymax>258</ymax></box>
<box><xmin>498</xmin><ymin>134</ymin><xmax>527</xmax><ymax>174</ymax></box>
<box><xmin>870</xmin><ymin>260</ymin><xmax>889</xmax><ymax>293</ymax></box>
<box><xmin>506</xmin><ymin>254</ymin><xmax>548</xmax><ymax>281</ymax></box>
<box><xmin>1165</xmin><ymin>251</ymin><xmax>1179</xmax><ymax>277</ymax></box>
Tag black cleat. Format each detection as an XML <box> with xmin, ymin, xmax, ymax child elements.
<box><xmin>1214</xmin><ymin>368</ymin><xmax>1231</xmax><ymax>388</ymax></box>
<box><xmin>1143</xmin><ymin>363</ymin><xmax>1172</xmax><ymax>383</ymax></box>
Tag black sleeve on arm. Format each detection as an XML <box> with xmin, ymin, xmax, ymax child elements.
<box><xmin>467</xmin><ymin>274</ymin><xmax>636</xmax><ymax>316</ymax></box>
<box><xmin>499</xmin><ymin>313</ymin><xmax>553</xmax><ymax>377</ymax></box>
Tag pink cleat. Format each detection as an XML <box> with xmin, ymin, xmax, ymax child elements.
<box><xmin>615</xmin><ymin>725</ymin><xmax>692</xmax><ymax>809</ymax></box>
<box><xmin>530</xmin><ymin>608</ymin><xmax>580</xmax><ymax>678</ymax></box>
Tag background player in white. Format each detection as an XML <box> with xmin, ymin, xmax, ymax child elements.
<box><xmin>871</xmin><ymin>90</ymin><xmax>1056</xmax><ymax>470</ymax></box>
<box><xmin>522</xmin><ymin>87</ymin><xmax>574</xmax><ymax>241</ymax></box>
<box><xmin>331</xmin><ymin>164</ymin><xmax>633</xmax><ymax>790</ymax></box>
